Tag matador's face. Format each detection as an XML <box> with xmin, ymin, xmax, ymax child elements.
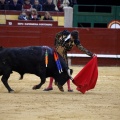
<box><xmin>70</xmin><ymin>35</ymin><xmax>74</xmax><ymax>42</ymax></box>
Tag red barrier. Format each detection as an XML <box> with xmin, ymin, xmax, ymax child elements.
<box><xmin>0</xmin><ymin>26</ymin><xmax>120</xmax><ymax>66</ymax></box>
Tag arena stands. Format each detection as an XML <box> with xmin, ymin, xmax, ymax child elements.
<box><xmin>0</xmin><ymin>0</ymin><xmax>120</xmax><ymax>66</ymax></box>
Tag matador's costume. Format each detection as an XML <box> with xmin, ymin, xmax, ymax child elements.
<box><xmin>43</xmin><ymin>30</ymin><xmax>94</xmax><ymax>92</ymax></box>
<box><xmin>54</xmin><ymin>30</ymin><xmax>93</xmax><ymax>65</ymax></box>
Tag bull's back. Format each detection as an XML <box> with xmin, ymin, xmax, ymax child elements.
<box><xmin>8</xmin><ymin>46</ymin><xmax>53</xmax><ymax>61</ymax></box>
<box><xmin>0</xmin><ymin>46</ymin><xmax>54</xmax><ymax>73</ymax></box>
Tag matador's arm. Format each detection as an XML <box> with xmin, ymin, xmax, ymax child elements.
<box><xmin>74</xmin><ymin>39</ymin><xmax>93</xmax><ymax>57</ymax></box>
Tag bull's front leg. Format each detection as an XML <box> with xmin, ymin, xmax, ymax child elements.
<box><xmin>32</xmin><ymin>77</ymin><xmax>46</xmax><ymax>90</ymax></box>
<box><xmin>1</xmin><ymin>74</ymin><xmax>14</xmax><ymax>93</ymax></box>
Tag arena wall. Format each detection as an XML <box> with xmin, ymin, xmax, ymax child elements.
<box><xmin>0</xmin><ymin>26</ymin><xmax>120</xmax><ymax>66</ymax></box>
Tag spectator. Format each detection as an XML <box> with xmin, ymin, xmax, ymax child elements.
<box><xmin>9</xmin><ymin>0</ymin><xmax>22</xmax><ymax>10</ymax></box>
<box><xmin>32</xmin><ymin>0</ymin><xmax>42</xmax><ymax>11</ymax></box>
<box><xmin>6</xmin><ymin>0</ymin><xmax>23</xmax><ymax>4</ymax></box>
<box><xmin>69</xmin><ymin>0</ymin><xmax>77</xmax><ymax>7</ymax></box>
<box><xmin>52</xmin><ymin>0</ymin><xmax>59</xmax><ymax>11</ymax></box>
<box><xmin>38</xmin><ymin>0</ymin><xmax>46</xmax><ymax>5</ymax></box>
<box><xmin>43</xmin><ymin>0</ymin><xmax>56</xmax><ymax>11</ymax></box>
<box><xmin>56</xmin><ymin>0</ymin><xmax>69</xmax><ymax>11</ymax></box>
<box><xmin>43</xmin><ymin>11</ymin><xmax>53</xmax><ymax>20</ymax></box>
<box><xmin>0</xmin><ymin>0</ymin><xmax>9</xmax><ymax>10</ymax></box>
<box><xmin>30</xmin><ymin>0</ymin><xmax>34</xmax><ymax>4</ymax></box>
<box><xmin>57</xmin><ymin>0</ymin><xmax>63</xmax><ymax>12</ymax></box>
<box><xmin>28</xmin><ymin>8</ymin><xmax>41</xmax><ymax>20</ymax></box>
<box><xmin>22</xmin><ymin>0</ymin><xmax>32</xmax><ymax>11</ymax></box>
<box><xmin>17</xmin><ymin>0</ymin><xmax>24</xmax><ymax>4</ymax></box>
<box><xmin>62</xmin><ymin>0</ymin><xmax>69</xmax><ymax>8</ymax></box>
<box><xmin>18</xmin><ymin>10</ymin><xmax>28</xmax><ymax>20</ymax></box>
<box><xmin>30</xmin><ymin>0</ymin><xmax>46</xmax><ymax>5</ymax></box>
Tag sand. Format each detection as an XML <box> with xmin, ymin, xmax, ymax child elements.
<box><xmin>0</xmin><ymin>66</ymin><xmax>120</xmax><ymax>120</ymax></box>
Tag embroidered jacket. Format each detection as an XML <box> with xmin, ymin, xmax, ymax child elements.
<box><xmin>54</xmin><ymin>31</ymin><xmax>93</xmax><ymax>64</ymax></box>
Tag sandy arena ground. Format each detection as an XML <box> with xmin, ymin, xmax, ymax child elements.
<box><xmin>0</xmin><ymin>66</ymin><xmax>120</xmax><ymax>120</ymax></box>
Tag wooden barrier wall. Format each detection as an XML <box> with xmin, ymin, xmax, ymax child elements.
<box><xmin>0</xmin><ymin>26</ymin><xmax>120</xmax><ymax>66</ymax></box>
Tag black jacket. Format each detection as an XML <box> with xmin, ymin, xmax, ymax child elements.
<box><xmin>43</xmin><ymin>2</ymin><xmax>55</xmax><ymax>11</ymax></box>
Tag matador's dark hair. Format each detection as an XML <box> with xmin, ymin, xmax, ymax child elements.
<box><xmin>71</xmin><ymin>30</ymin><xmax>79</xmax><ymax>40</ymax></box>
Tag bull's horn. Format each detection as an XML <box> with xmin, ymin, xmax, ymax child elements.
<box><xmin>67</xmin><ymin>69</ymin><xmax>71</xmax><ymax>76</ymax></box>
<box><xmin>67</xmin><ymin>69</ymin><xmax>73</xmax><ymax>80</ymax></box>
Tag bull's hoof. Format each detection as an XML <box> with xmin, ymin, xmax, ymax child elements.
<box><xmin>32</xmin><ymin>85</ymin><xmax>37</xmax><ymax>90</ymax></box>
<box><xmin>9</xmin><ymin>90</ymin><xmax>14</xmax><ymax>93</ymax></box>
<box><xmin>32</xmin><ymin>85</ymin><xmax>40</xmax><ymax>90</ymax></box>
<box><xmin>58</xmin><ymin>85</ymin><xmax>64</xmax><ymax>92</ymax></box>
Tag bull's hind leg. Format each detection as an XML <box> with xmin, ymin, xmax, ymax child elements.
<box><xmin>1</xmin><ymin>74</ymin><xmax>14</xmax><ymax>93</ymax></box>
<box><xmin>32</xmin><ymin>76</ymin><xmax>46</xmax><ymax>90</ymax></box>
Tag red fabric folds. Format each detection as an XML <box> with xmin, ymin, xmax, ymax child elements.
<box><xmin>72</xmin><ymin>56</ymin><xmax>98</xmax><ymax>94</ymax></box>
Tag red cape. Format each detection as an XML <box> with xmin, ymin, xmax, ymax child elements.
<box><xmin>72</xmin><ymin>56</ymin><xmax>98</xmax><ymax>94</ymax></box>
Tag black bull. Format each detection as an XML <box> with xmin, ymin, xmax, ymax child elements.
<box><xmin>0</xmin><ymin>46</ymin><xmax>73</xmax><ymax>93</ymax></box>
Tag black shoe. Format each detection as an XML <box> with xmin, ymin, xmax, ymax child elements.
<box><xmin>43</xmin><ymin>88</ymin><xmax>53</xmax><ymax>91</ymax></box>
<box><xmin>68</xmin><ymin>89</ymin><xmax>73</xmax><ymax>92</ymax></box>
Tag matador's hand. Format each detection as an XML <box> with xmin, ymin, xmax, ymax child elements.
<box><xmin>92</xmin><ymin>53</ymin><xmax>97</xmax><ymax>57</ymax></box>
